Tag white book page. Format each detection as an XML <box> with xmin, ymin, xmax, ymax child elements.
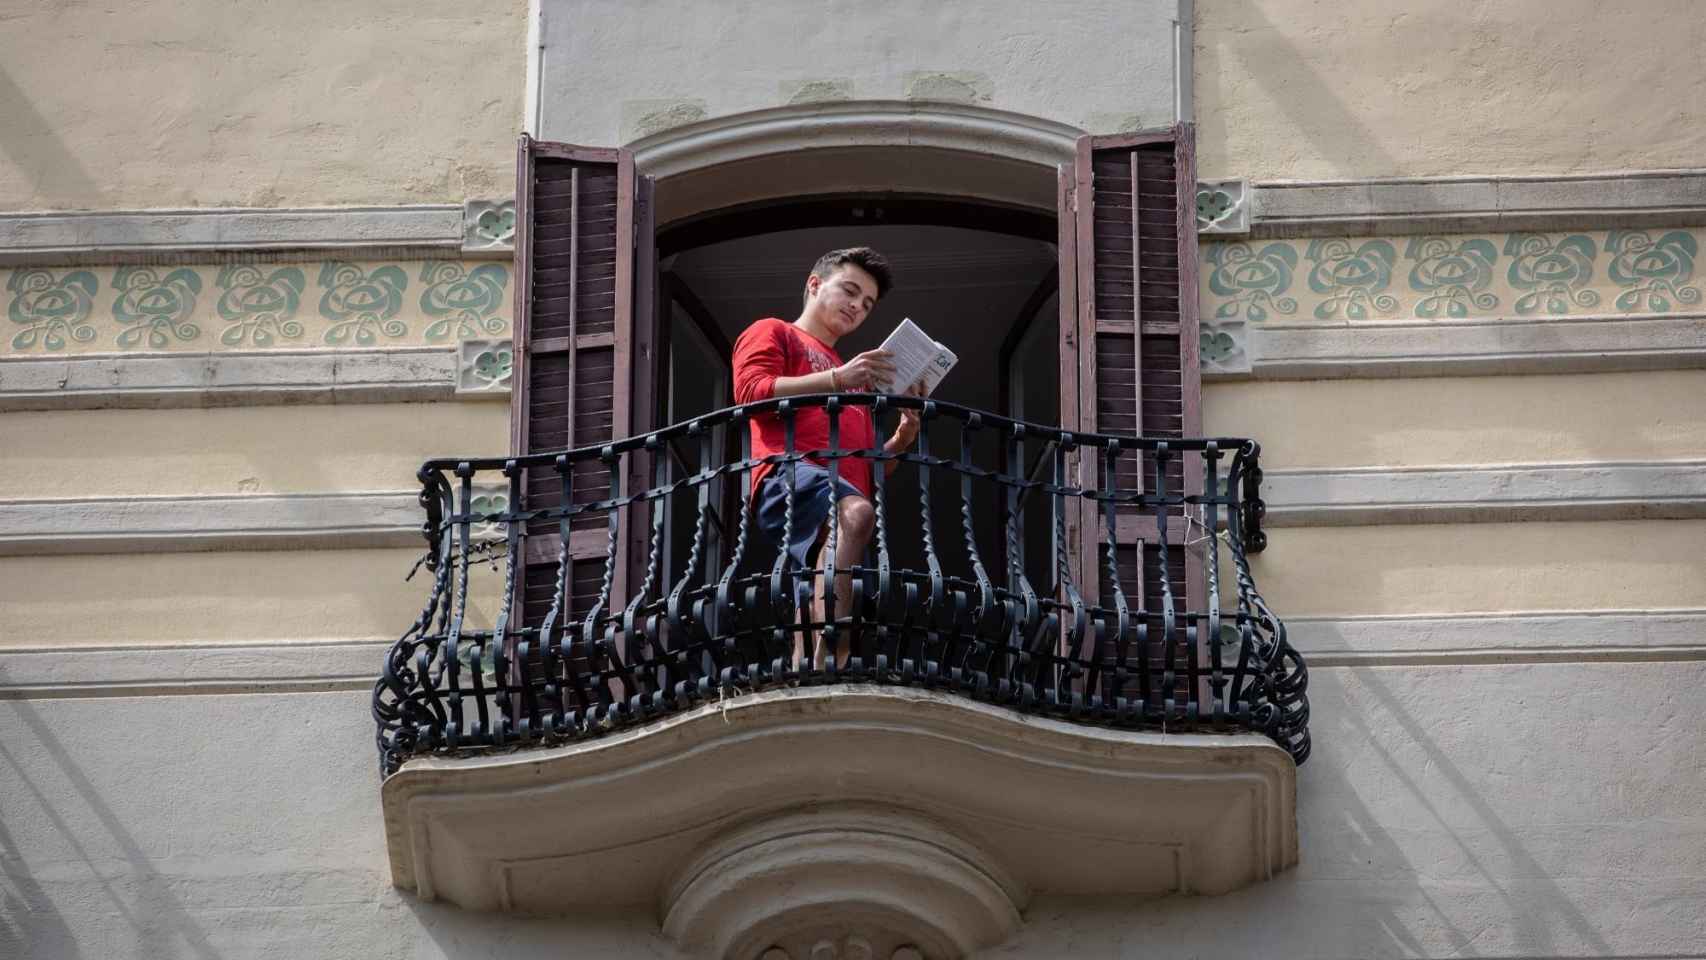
<box><xmin>875</xmin><ymin>317</ymin><xmax>958</xmax><ymax>395</ymax></box>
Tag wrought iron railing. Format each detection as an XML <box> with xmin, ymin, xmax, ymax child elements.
<box><xmin>373</xmin><ymin>394</ymin><xmax>1308</xmax><ymax>775</ymax></box>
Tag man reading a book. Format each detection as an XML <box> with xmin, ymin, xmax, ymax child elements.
<box><xmin>731</xmin><ymin>246</ymin><xmax>922</xmax><ymax>669</ymax></box>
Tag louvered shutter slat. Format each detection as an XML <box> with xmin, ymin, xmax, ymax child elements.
<box><xmin>1060</xmin><ymin>126</ymin><xmax>1204</xmax><ymax>706</ymax></box>
<box><xmin>511</xmin><ymin>136</ymin><xmax>640</xmax><ymax>632</ymax></box>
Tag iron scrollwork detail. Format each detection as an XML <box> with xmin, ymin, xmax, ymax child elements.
<box><xmin>373</xmin><ymin>396</ymin><xmax>1305</xmax><ymax>777</ymax></box>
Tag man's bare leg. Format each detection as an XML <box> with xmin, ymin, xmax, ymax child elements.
<box><xmin>802</xmin><ymin>494</ymin><xmax>877</xmax><ymax>669</ymax></box>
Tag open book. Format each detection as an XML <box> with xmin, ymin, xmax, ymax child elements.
<box><xmin>876</xmin><ymin>317</ymin><xmax>958</xmax><ymax>396</ymax></box>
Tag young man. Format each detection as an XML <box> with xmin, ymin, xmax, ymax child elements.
<box><xmin>730</xmin><ymin>246</ymin><xmax>922</xmax><ymax>669</ymax></box>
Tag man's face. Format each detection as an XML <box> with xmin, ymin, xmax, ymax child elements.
<box><xmin>808</xmin><ymin>264</ymin><xmax>880</xmax><ymax>339</ymax></box>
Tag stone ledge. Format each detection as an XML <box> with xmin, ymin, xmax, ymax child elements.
<box><xmin>1263</xmin><ymin>461</ymin><xmax>1706</xmax><ymax>526</ymax></box>
<box><xmin>382</xmin><ymin>686</ymin><xmax>1296</xmax><ymax>956</ymax></box>
<box><xmin>1287</xmin><ymin>611</ymin><xmax>1706</xmax><ymax>664</ymax></box>
<box><xmin>0</xmin><ymin>346</ymin><xmax>465</xmax><ymax>410</ymax></box>
<box><xmin>0</xmin><ymin>204</ymin><xmax>516</xmax><ymax>266</ymax></box>
<box><xmin>7</xmin><ymin>613</ymin><xmax>1702</xmax><ymax>700</ymax></box>
<box><xmin>0</xmin><ymin>491</ymin><xmax>425</xmax><ymax>556</ymax></box>
<box><xmin>1250</xmin><ymin>169</ymin><xmax>1706</xmax><ymax>238</ymax></box>
<box><xmin>0</xmin><ymin>640</ymin><xmax>390</xmax><ymax>699</ymax></box>
<box><xmin>1210</xmin><ymin>313</ymin><xmax>1706</xmax><ymax>379</ymax></box>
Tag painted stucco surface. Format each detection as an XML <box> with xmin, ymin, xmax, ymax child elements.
<box><xmin>536</xmin><ymin>0</ymin><xmax>1175</xmax><ymax>145</ymax></box>
<box><xmin>0</xmin><ymin>547</ymin><xmax>508</xmax><ymax>648</ymax></box>
<box><xmin>3</xmin><ymin>260</ymin><xmax>514</xmax><ymax>355</ymax></box>
<box><xmin>1248</xmin><ymin>520</ymin><xmax>1706</xmax><ymax>618</ymax></box>
<box><xmin>1204</xmin><ymin>369</ymin><xmax>1706</xmax><ymax>470</ymax></box>
<box><xmin>1</xmin><ymin>402</ymin><xmax>507</xmax><ymax>499</ymax></box>
<box><xmin>3</xmin><ymin>665</ymin><xmax>1701</xmax><ymax>957</ymax></box>
<box><xmin>0</xmin><ymin>691</ymin><xmax>678</xmax><ymax>959</ymax></box>
<box><xmin>986</xmin><ymin>662</ymin><xmax>1706</xmax><ymax>958</ymax></box>
<box><xmin>1196</xmin><ymin>0</ymin><xmax>1706</xmax><ymax>181</ymax></box>
<box><xmin>0</xmin><ymin>0</ymin><xmax>526</xmax><ymax>211</ymax></box>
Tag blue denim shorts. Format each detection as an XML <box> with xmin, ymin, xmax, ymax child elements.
<box><xmin>756</xmin><ymin>461</ymin><xmax>863</xmax><ymax>567</ymax></box>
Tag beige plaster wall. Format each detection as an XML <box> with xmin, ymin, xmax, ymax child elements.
<box><xmin>0</xmin><ymin>0</ymin><xmax>527</xmax><ymax>211</ymax></box>
<box><xmin>537</xmin><ymin>0</ymin><xmax>1175</xmax><ymax>146</ymax></box>
<box><xmin>1204</xmin><ymin>369</ymin><xmax>1706</xmax><ymax>470</ymax></box>
<box><xmin>1248</xmin><ymin>519</ymin><xmax>1706</xmax><ymax>619</ymax></box>
<box><xmin>0</xmin><ymin>547</ymin><xmax>509</xmax><ymax>648</ymax></box>
<box><xmin>1</xmin><ymin>402</ymin><xmax>508</xmax><ymax>499</ymax></box>
<box><xmin>1196</xmin><ymin>0</ymin><xmax>1706</xmax><ymax>180</ymax></box>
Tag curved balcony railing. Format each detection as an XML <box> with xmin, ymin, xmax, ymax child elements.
<box><xmin>373</xmin><ymin>394</ymin><xmax>1309</xmax><ymax>776</ymax></box>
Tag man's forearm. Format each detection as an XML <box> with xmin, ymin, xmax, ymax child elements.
<box><xmin>769</xmin><ymin>370</ymin><xmax>840</xmax><ymax>398</ymax></box>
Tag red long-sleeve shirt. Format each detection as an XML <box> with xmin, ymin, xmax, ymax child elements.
<box><xmin>731</xmin><ymin>317</ymin><xmax>877</xmax><ymax>498</ymax></box>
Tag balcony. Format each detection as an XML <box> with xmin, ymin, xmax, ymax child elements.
<box><xmin>374</xmin><ymin>394</ymin><xmax>1308</xmax><ymax>959</ymax></box>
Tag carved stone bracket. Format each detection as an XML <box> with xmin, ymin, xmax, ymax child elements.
<box><xmin>462</xmin><ymin>199</ymin><xmax>517</xmax><ymax>253</ymax></box>
<box><xmin>1200</xmin><ymin>318</ymin><xmax>1250</xmax><ymax>375</ymax></box>
<box><xmin>1196</xmin><ymin>179</ymin><xmax>1250</xmax><ymax>234</ymax></box>
<box><xmin>381</xmin><ymin>686</ymin><xmax>1298</xmax><ymax>958</ymax></box>
<box><xmin>455</xmin><ymin>337</ymin><xmax>513</xmax><ymax>397</ymax></box>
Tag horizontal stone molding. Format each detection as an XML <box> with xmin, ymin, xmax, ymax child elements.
<box><xmin>1216</xmin><ymin>312</ymin><xmax>1706</xmax><ymax>379</ymax></box>
<box><xmin>0</xmin><ymin>204</ymin><xmax>515</xmax><ymax>266</ymax></box>
<box><xmin>0</xmin><ymin>491</ymin><xmax>426</xmax><ymax>556</ymax></box>
<box><xmin>0</xmin><ymin>639</ymin><xmax>390</xmax><ymax>699</ymax></box>
<box><xmin>0</xmin><ymin>347</ymin><xmax>470</xmax><ymax>410</ymax></box>
<box><xmin>6</xmin><ymin>611</ymin><xmax>1702</xmax><ymax>699</ymax></box>
<box><xmin>630</xmin><ymin>100</ymin><xmax>1081</xmax><ymax>180</ymax></box>
<box><xmin>1288</xmin><ymin>611</ymin><xmax>1706</xmax><ymax>665</ymax></box>
<box><xmin>1249</xmin><ymin>169</ymin><xmax>1706</xmax><ymax>238</ymax></box>
<box><xmin>1</xmin><ymin>459</ymin><xmax>1696</xmax><ymax>560</ymax></box>
<box><xmin>1263</xmin><ymin>460</ymin><xmax>1706</xmax><ymax>526</ymax></box>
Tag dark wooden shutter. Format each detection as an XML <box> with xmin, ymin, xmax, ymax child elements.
<box><xmin>1058</xmin><ymin>125</ymin><xmax>1204</xmax><ymax>640</ymax></box>
<box><xmin>511</xmin><ymin>136</ymin><xmax>647</xmax><ymax>632</ymax></box>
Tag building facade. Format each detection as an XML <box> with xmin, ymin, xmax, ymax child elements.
<box><xmin>3</xmin><ymin>1</ymin><xmax>1704</xmax><ymax>957</ymax></box>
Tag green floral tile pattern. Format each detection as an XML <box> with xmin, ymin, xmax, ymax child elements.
<box><xmin>1205</xmin><ymin>242</ymin><xmax>1298</xmax><ymax>322</ymax></box>
<box><xmin>420</xmin><ymin>262</ymin><xmax>510</xmax><ymax>342</ymax></box>
<box><xmin>1606</xmin><ymin>230</ymin><xmax>1700</xmax><ymax>312</ymax></box>
<box><xmin>113</xmin><ymin>267</ymin><xmax>203</xmax><ymax>348</ymax></box>
<box><xmin>1406</xmin><ymin>237</ymin><xmax>1499</xmax><ymax>318</ymax></box>
<box><xmin>216</xmin><ymin>265</ymin><xmax>306</xmax><ymax>347</ymax></box>
<box><xmin>7</xmin><ymin>268</ymin><xmax>99</xmax><ymax>351</ymax></box>
<box><xmin>1505</xmin><ymin>233</ymin><xmax>1598</xmax><ymax>315</ymax></box>
<box><xmin>0</xmin><ymin>259</ymin><xmax>510</xmax><ymax>355</ymax></box>
<box><xmin>319</xmin><ymin>262</ymin><xmax>409</xmax><ymax>346</ymax></box>
<box><xmin>1201</xmin><ymin>227</ymin><xmax>1706</xmax><ymax>325</ymax></box>
<box><xmin>1305</xmin><ymin>239</ymin><xmax>1398</xmax><ymax>320</ymax></box>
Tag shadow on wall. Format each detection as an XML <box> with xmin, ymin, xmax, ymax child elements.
<box><xmin>1196</xmin><ymin>0</ymin><xmax>1402</xmax><ymax>180</ymax></box>
<box><xmin>0</xmin><ymin>67</ymin><xmax>105</xmax><ymax>210</ymax></box>
<box><xmin>989</xmin><ymin>668</ymin><xmax>1620</xmax><ymax>957</ymax></box>
<box><xmin>0</xmin><ymin>692</ymin><xmax>223</xmax><ymax>960</ymax></box>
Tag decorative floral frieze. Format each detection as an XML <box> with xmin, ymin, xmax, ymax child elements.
<box><xmin>1201</xmin><ymin>227</ymin><xmax>1706</xmax><ymax>327</ymax></box>
<box><xmin>1505</xmin><ymin>233</ymin><xmax>1598</xmax><ymax>315</ymax></box>
<box><xmin>7</xmin><ymin>268</ymin><xmax>98</xmax><ymax>351</ymax></box>
<box><xmin>421</xmin><ymin>262</ymin><xmax>510</xmax><ymax>341</ymax></box>
<box><xmin>1606</xmin><ymin>230</ymin><xmax>1700</xmax><ymax>312</ymax></box>
<box><xmin>112</xmin><ymin>266</ymin><xmax>203</xmax><ymax>348</ymax></box>
<box><xmin>1205</xmin><ymin>242</ymin><xmax>1297</xmax><ymax>322</ymax></box>
<box><xmin>2</xmin><ymin>259</ymin><xmax>514</xmax><ymax>357</ymax></box>
<box><xmin>215</xmin><ymin>265</ymin><xmax>306</xmax><ymax>346</ymax></box>
<box><xmin>1305</xmin><ymin>239</ymin><xmax>1398</xmax><ymax>320</ymax></box>
<box><xmin>318</xmin><ymin>262</ymin><xmax>409</xmax><ymax>346</ymax></box>
<box><xmin>1406</xmin><ymin>236</ymin><xmax>1499</xmax><ymax>318</ymax></box>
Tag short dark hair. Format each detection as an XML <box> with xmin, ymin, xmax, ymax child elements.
<box><xmin>807</xmin><ymin>246</ymin><xmax>893</xmax><ymax>301</ymax></box>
